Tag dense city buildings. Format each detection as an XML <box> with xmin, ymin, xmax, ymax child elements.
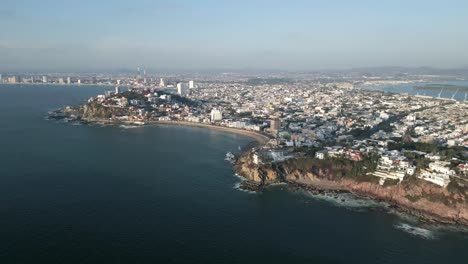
<box><xmin>37</xmin><ymin>70</ymin><xmax>467</xmax><ymax>193</ymax></box>
<box><xmin>3</xmin><ymin>69</ymin><xmax>467</xmax><ymax>191</ymax></box>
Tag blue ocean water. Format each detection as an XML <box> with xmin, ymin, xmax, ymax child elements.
<box><xmin>361</xmin><ymin>80</ymin><xmax>468</xmax><ymax>101</ymax></box>
<box><xmin>0</xmin><ymin>84</ymin><xmax>467</xmax><ymax>264</ymax></box>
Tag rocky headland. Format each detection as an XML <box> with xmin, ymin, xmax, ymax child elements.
<box><xmin>235</xmin><ymin>151</ymin><xmax>468</xmax><ymax>225</ymax></box>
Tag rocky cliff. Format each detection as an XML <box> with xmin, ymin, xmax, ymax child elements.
<box><xmin>81</xmin><ymin>102</ymin><xmax>130</xmax><ymax>119</ymax></box>
<box><xmin>235</xmin><ymin>152</ymin><xmax>468</xmax><ymax>225</ymax></box>
<box><xmin>59</xmin><ymin>102</ymin><xmax>131</xmax><ymax>121</ymax></box>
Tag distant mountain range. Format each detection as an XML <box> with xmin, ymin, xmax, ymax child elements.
<box><xmin>4</xmin><ymin>66</ymin><xmax>468</xmax><ymax>77</ymax></box>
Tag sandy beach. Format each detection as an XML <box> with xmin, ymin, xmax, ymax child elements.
<box><xmin>152</xmin><ymin>120</ymin><xmax>270</xmax><ymax>144</ymax></box>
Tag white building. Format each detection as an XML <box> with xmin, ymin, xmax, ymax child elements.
<box><xmin>117</xmin><ymin>97</ymin><xmax>128</xmax><ymax>107</ymax></box>
<box><xmin>428</xmin><ymin>161</ymin><xmax>454</xmax><ymax>176</ymax></box>
<box><xmin>406</xmin><ymin>114</ymin><xmax>416</xmax><ymax>121</ymax></box>
<box><xmin>189</xmin><ymin>80</ymin><xmax>195</xmax><ymax>89</ymax></box>
<box><xmin>115</xmin><ymin>86</ymin><xmax>120</xmax><ymax>94</ymax></box>
<box><xmin>160</xmin><ymin>94</ymin><xmax>171</xmax><ymax>101</ymax></box>
<box><xmin>372</xmin><ymin>170</ymin><xmax>405</xmax><ymax>185</ymax></box>
<box><xmin>67</xmin><ymin>77</ymin><xmax>71</xmax><ymax>84</ymax></box>
<box><xmin>138</xmin><ymin>109</ymin><xmax>147</xmax><ymax>116</ymax></box>
<box><xmin>210</xmin><ymin>109</ymin><xmax>222</xmax><ymax>122</ymax></box>
<box><xmin>266</xmin><ymin>151</ymin><xmax>294</xmax><ymax>163</ymax></box>
<box><xmin>418</xmin><ymin>170</ymin><xmax>451</xmax><ymax>187</ymax></box>
<box><xmin>315</xmin><ymin>150</ymin><xmax>327</xmax><ymax>160</ymax></box>
<box><xmin>177</xmin><ymin>83</ymin><xmax>189</xmax><ymax>96</ymax></box>
<box><xmin>159</xmin><ymin>78</ymin><xmax>165</xmax><ymax>87</ymax></box>
<box><xmin>96</xmin><ymin>94</ymin><xmax>106</xmax><ymax>102</ymax></box>
<box><xmin>42</xmin><ymin>76</ymin><xmax>47</xmax><ymax>83</ymax></box>
<box><xmin>447</xmin><ymin>139</ymin><xmax>456</xmax><ymax>147</ymax></box>
<box><xmin>8</xmin><ymin>76</ymin><xmax>17</xmax><ymax>84</ymax></box>
<box><xmin>228</xmin><ymin>121</ymin><xmax>246</xmax><ymax>129</ymax></box>
<box><xmin>253</xmin><ymin>153</ymin><xmax>261</xmax><ymax>165</ymax></box>
<box><xmin>379</xmin><ymin>111</ymin><xmax>390</xmax><ymax>120</ymax></box>
<box><xmin>406</xmin><ymin>166</ymin><xmax>416</xmax><ymax>175</ymax></box>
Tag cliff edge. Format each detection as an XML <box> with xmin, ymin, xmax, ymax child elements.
<box><xmin>235</xmin><ymin>151</ymin><xmax>468</xmax><ymax>225</ymax></box>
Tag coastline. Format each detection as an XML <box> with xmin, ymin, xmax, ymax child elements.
<box><xmin>50</xmin><ymin>111</ymin><xmax>467</xmax><ymax>226</ymax></box>
<box><xmin>234</xmin><ymin>152</ymin><xmax>468</xmax><ymax>226</ymax></box>
<box><xmin>151</xmin><ymin>120</ymin><xmax>270</xmax><ymax>145</ymax></box>
<box><xmin>236</xmin><ymin>175</ymin><xmax>468</xmax><ymax>225</ymax></box>
<box><xmin>286</xmin><ymin>179</ymin><xmax>467</xmax><ymax>225</ymax></box>
<box><xmin>57</xmin><ymin>115</ymin><xmax>270</xmax><ymax>145</ymax></box>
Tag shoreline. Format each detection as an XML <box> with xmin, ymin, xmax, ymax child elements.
<box><xmin>52</xmin><ymin>114</ymin><xmax>467</xmax><ymax>226</ymax></box>
<box><xmin>233</xmin><ymin>152</ymin><xmax>468</xmax><ymax>226</ymax></box>
<box><xmin>285</xmin><ymin>180</ymin><xmax>463</xmax><ymax>225</ymax></box>
<box><xmin>237</xmin><ymin>178</ymin><xmax>467</xmax><ymax>225</ymax></box>
<box><xmin>151</xmin><ymin>120</ymin><xmax>270</xmax><ymax>144</ymax></box>
<box><xmin>54</xmin><ymin>114</ymin><xmax>270</xmax><ymax>145</ymax></box>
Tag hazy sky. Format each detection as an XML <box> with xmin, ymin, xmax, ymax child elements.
<box><xmin>1</xmin><ymin>0</ymin><xmax>468</xmax><ymax>72</ymax></box>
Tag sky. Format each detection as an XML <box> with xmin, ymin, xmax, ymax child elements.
<box><xmin>1</xmin><ymin>0</ymin><xmax>468</xmax><ymax>72</ymax></box>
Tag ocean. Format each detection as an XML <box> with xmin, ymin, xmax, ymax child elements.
<box><xmin>0</xmin><ymin>84</ymin><xmax>467</xmax><ymax>263</ymax></box>
<box><xmin>360</xmin><ymin>80</ymin><xmax>468</xmax><ymax>101</ymax></box>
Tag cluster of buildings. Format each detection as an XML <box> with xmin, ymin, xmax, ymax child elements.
<box><xmin>1</xmin><ymin>75</ymin><xmax>86</xmax><ymax>85</ymax></box>
<box><xmin>188</xmin><ymin>81</ymin><xmax>466</xmax><ymax>188</ymax></box>
<box><xmin>78</xmin><ymin>75</ymin><xmax>468</xmax><ymax>189</ymax></box>
<box><xmin>0</xmin><ymin>71</ymin><xmax>197</xmax><ymax>88</ymax></box>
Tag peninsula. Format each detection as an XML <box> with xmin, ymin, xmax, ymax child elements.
<box><xmin>50</xmin><ymin>78</ymin><xmax>468</xmax><ymax>225</ymax></box>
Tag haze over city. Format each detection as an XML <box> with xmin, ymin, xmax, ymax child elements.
<box><xmin>2</xmin><ymin>0</ymin><xmax>468</xmax><ymax>72</ymax></box>
<box><xmin>1</xmin><ymin>1</ymin><xmax>468</xmax><ymax>264</ymax></box>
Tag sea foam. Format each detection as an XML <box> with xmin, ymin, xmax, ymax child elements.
<box><xmin>394</xmin><ymin>223</ymin><xmax>436</xmax><ymax>239</ymax></box>
<box><xmin>233</xmin><ymin>182</ymin><xmax>258</xmax><ymax>194</ymax></box>
<box><xmin>304</xmin><ymin>191</ymin><xmax>382</xmax><ymax>212</ymax></box>
<box><xmin>119</xmin><ymin>125</ymin><xmax>140</xmax><ymax>129</ymax></box>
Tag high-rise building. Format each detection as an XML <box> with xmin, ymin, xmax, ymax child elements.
<box><xmin>0</xmin><ymin>74</ymin><xmax>2</xmax><ymax>82</ymax></box>
<box><xmin>115</xmin><ymin>86</ymin><xmax>120</xmax><ymax>94</ymax></box>
<box><xmin>67</xmin><ymin>77</ymin><xmax>71</xmax><ymax>84</ymax></box>
<box><xmin>210</xmin><ymin>109</ymin><xmax>223</xmax><ymax>122</ymax></box>
<box><xmin>8</xmin><ymin>76</ymin><xmax>17</xmax><ymax>84</ymax></box>
<box><xmin>270</xmin><ymin>118</ymin><xmax>281</xmax><ymax>135</ymax></box>
<box><xmin>159</xmin><ymin>78</ymin><xmax>165</xmax><ymax>87</ymax></box>
<box><xmin>58</xmin><ymin>78</ymin><xmax>64</xmax><ymax>84</ymax></box>
<box><xmin>116</xmin><ymin>79</ymin><xmax>121</xmax><ymax>85</ymax></box>
<box><xmin>77</xmin><ymin>79</ymin><xmax>81</xmax><ymax>84</ymax></box>
<box><xmin>42</xmin><ymin>76</ymin><xmax>47</xmax><ymax>83</ymax></box>
<box><xmin>189</xmin><ymin>80</ymin><xmax>195</xmax><ymax>89</ymax></box>
<box><xmin>177</xmin><ymin>83</ymin><xmax>189</xmax><ymax>96</ymax></box>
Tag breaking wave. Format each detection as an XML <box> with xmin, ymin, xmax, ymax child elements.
<box><xmin>304</xmin><ymin>191</ymin><xmax>383</xmax><ymax>211</ymax></box>
<box><xmin>119</xmin><ymin>125</ymin><xmax>140</xmax><ymax>129</ymax></box>
<box><xmin>233</xmin><ymin>182</ymin><xmax>258</xmax><ymax>194</ymax></box>
<box><xmin>394</xmin><ymin>223</ymin><xmax>436</xmax><ymax>239</ymax></box>
<box><xmin>233</xmin><ymin>173</ymin><xmax>245</xmax><ymax>181</ymax></box>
